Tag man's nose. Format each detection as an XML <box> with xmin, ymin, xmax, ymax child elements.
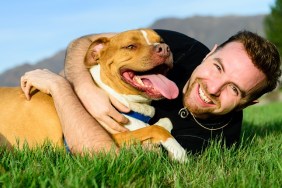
<box><xmin>207</xmin><ymin>80</ymin><xmax>224</xmax><ymax>97</ymax></box>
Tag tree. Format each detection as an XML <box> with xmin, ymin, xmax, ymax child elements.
<box><xmin>264</xmin><ymin>0</ymin><xmax>282</xmax><ymax>56</ymax></box>
<box><xmin>264</xmin><ymin>0</ymin><xmax>282</xmax><ymax>89</ymax></box>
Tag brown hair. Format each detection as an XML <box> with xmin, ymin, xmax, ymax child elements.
<box><xmin>218</xmin><ymin>30</ymin><xmax>281</xmax><ymax>101</ymax></box>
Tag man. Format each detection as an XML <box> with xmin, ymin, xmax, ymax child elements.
<box><xmin>21</xmin><ymin>30</ymin><xmax>281</xmax><ymax>155</ymax></box>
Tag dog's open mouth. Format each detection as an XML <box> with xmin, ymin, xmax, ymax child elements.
<box><xmin>121</xmin><ymin>65</ymin><xmax>179</xmax><ymax>99</ymax></box>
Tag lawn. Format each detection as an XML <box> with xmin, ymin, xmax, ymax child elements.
<box><xmin>0</xmin><ymin>102</ymin><xmax>281</xmax><ymax>187</ymax></box>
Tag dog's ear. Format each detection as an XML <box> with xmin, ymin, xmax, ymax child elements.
<box><xmin>85</xmin><ymin>37</ymin><xmax>110</xmax><ymax>67</ymax></box>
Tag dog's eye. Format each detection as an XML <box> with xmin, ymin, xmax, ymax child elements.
<box><xmin>126</xmin><ymin>44</ymin><xmax>136</xmax><ymax>50</ymax></box>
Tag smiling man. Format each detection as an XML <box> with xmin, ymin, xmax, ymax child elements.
<box><xmin>183</xmin><ymin>42</ymin><xmax>266</xmax><ymax>118</ymax></box>
<box><xmin>21</xmin><ymin>29</ymin><xmax>281</xmax><ymax>154</ymax></box>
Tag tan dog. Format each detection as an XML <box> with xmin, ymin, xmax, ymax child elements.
<box><xmin>0</xmin><ymin>29</ymin><xmax>187</xmax><ymax>161</ymax></box>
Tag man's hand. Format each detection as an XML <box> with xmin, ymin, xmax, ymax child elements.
<box><xmin>21</xmin><ymin>69</ymin><xmax>67</xmax><ymax>100</ymax></box>
<box><xmin>78</xmin><ymin>85</ymin><xmax>130</xmax><ymax>134</ymax></box>
<box><xmin>21</xmin><ymin>69</ymin><xmax>118</xmax><ymax>154</ymax></box>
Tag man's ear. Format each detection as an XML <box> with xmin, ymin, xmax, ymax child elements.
<box><xmin>237</xmin><ymin>100</ymin><xmax>259</xmax><ymax>111</ymax></box>
<box><xmin>202</xmin><ymin>44</ymin><xmax>218</xmax><ymax>62</ymax></box>
<box><xmin>84</xmin><ymin>37</ymin><xmax>110</xmax><ymax>68</ymax></box>
<box><xmin>249</xmin><ymin>100</ymin><xmax>259</xmax><ymax>106</ymax></box>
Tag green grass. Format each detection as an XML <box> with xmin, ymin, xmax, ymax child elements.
<box><xmin>1</xmin><ymin>102</ymin><xmax>281</xmax><ymax>187</ymax></box>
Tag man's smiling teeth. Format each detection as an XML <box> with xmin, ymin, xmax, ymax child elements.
<box><xmin>199</xmin><ymin>86</ymin><xmax>212</xmax><ymax>104</ymax></box>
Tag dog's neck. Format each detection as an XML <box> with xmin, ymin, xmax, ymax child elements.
<box><xmin>89</xmin><ymin>65</ymin><xmax>155</xmax><ymax>117</ymax></box>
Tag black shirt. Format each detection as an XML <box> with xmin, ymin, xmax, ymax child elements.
<box><xmin>150</xmin><ymin>29</ymin><xmax>242</xmax><ymax>154</ymax></box>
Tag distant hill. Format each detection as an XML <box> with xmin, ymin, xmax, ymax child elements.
<box><xmin>150</xmin><ymin>15</ymin><xmax>265</xmax><ymax>49</ymax></box>
<box><xmin>0</xmin><ymin>15</ymin><xmax>265</xmax><ymax>86</ymax></box>
<box><xmin>0</xmin><ymin>50</ymin><xmax>66</xmax><ymax>86</ymax></box>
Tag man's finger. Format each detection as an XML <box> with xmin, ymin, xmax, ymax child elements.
<box><xmin>20</xmin><ymin>76</ymin><xmax>31</xmax><ymax>100</ymax></box>
<box><xmin>24</xmin><ymin>82</ymin><xmax>32</xmax><ymax>100</ymax></box>
<box><xmin>103</xmin><ymin>117</ymin><xmax>129</xmax><ymax>133</ymax></box>
<box><xmin>110</xmin><ymin>95</ymin><xmax>130</xmax><ymax>113</ymax></box>
<box><xmin>109</xmin><ymin>109</ymin><xmax>129</xmax><ymax>125</ymax></box>
<box><xmin>109</xmin><ymin>95</ymin><xmax>130</xmax><ymax>124</ymax></box>
<box><xmin>20</xmin><ymin>76</ymin><xmax>26</xmax><ymax>91</ymax></box>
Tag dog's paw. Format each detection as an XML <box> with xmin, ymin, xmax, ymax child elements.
<box><xmin>155</xmin><ymin>118</ymin><xmax>173</xmax><ymax>132</ymax></box>
<box><xmin>161</xmin><ymin>138</ymin><xmax>187</xmax><ymax>163</ymax></box>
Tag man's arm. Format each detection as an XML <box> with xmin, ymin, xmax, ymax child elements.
<box><xmin>21</xmin><ymin>69</ymin><xmax>118</xmax><ymax>154</ymax></box>
<box><xmin>64</xmin><ymin>33</ymin><xmax>129</xmax><ymax>133</ymax></box>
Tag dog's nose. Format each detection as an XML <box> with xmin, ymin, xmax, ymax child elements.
<box><xmin>154</xmin><ymin>43</ymin><xmax>171</xmax><ymax>57</ymax></box>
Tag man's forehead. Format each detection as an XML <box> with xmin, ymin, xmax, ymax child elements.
<box><xmin>217</xmin><ymin>42</ymin><xmax>245</xmax><ymax>54</ymax></box>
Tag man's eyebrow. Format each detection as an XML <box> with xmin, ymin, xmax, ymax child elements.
<box><xmin>213</xmin><ymin>57</ymin><xmax>247</xmax><ymax>97</ymax></box>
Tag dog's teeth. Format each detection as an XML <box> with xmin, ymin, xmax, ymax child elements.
<box><xmin>134</xmin><ymin>76</ymin><xmax>144</xmax><ymax>86</ymax></box>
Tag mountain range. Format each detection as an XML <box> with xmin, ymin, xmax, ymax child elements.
<box><xmin>0</xmin><ymin>15</ymin><xmax>265</xmax><ymax>86</ymax></box>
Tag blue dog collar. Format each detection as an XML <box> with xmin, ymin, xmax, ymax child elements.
<box><xmin>122</xmin><ymin>111</ymin><xmax>151</xmax><ymax>123</ymax></box>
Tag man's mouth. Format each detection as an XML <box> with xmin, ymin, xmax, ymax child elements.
<box><xmin>120</xmin><ymin>64</ymin><xmax>179</xmax><ymax>100</ymax></box>
<box><xmin>198</xmin><ymin>86</ymin><xmax>213</xmax><ymax>104</ymax></box>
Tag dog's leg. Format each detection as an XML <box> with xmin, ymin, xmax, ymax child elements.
<box><xmin>154</xmin><ymin>118</ymin><xmax>173</xmax><ymax>132</ymax></box>
<box><xmin>112</xmin><ymin>125</ymin><xmax>187</xmax><ymax>162</ymax></box>
<box><xmin>113</xmin><ymin>125</ymin><xmax>171</xmax><ymax>145</ymax></box>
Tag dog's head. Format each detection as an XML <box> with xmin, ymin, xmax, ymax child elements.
<box><xmin>85</xmin><ymin>29</ymin><xmax>179</xmax><ymax>100</ymax></box>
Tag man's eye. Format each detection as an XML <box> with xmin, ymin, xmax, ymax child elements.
<box><xmin>230</xmin><ymin>84</ymin><xmax>239</xmax><ymax>95</ymax></box>
<box><xmin>214</xmin><ymin>64</ymin><xmax>222</xmax><ymax>71</ymax></box>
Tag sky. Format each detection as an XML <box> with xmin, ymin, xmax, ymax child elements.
<box><xmin>0</xmin><ymin>0</ymin><xmax>276</xmax><ymax>73</ymax></box>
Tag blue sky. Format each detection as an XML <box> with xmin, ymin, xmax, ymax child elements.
<box><xmin>0</xmin><ymin>0</ymin><xmax>275</xmax><ymax>73</ymax></box>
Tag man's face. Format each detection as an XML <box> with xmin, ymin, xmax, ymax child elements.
<box><xmin>183</xmin><ymin>42</ymin><xmax>266</xmax><ymax>119</ymax></box>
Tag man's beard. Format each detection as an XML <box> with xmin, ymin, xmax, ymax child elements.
<box><xmin>183</xmin><ymin>79</ymin><xmax>220</xmax><ymax>118</ymax></box>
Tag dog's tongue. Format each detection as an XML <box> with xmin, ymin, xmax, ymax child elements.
<box><xmin>139</xmin><ymin>74</ymin><xmax>179</xmax><ymax>99</ymax></box>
